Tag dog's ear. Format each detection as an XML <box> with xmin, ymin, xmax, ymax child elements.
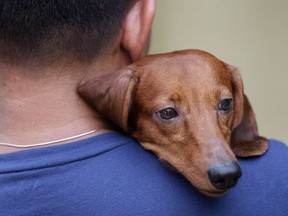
<box><xmin>229</xmin><ymin>65</ymin><xmax>268</xmax><ymax>157</ymax></box>
<box><xmin>77</xmin><ymin>67</ymin><xmax>138</xmax><ymax>132</ymax></box>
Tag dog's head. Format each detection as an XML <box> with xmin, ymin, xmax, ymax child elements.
<box><xmin>78</xmin><ymin>49</ymin><xmax>268</xmax><ymax>196</ymax></box>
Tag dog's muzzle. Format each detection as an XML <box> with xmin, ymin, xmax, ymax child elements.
<box><xmin>208</xmin><ymin>161</ymin><xmax>242</xmax><ymax>190</ymax></box>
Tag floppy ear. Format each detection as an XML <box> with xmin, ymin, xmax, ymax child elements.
<box><xmin>77</xmin><ymin>67</ymin><xmax>138</xmax><ymax>132</ymax></box>
<box><xmin>229</xmin><ymin>66</ymin><xmax>268</xmax><ymax>157</ymax></box>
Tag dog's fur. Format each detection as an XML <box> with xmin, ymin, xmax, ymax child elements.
<box><xmin>78</xmin><ymin>49</ymin><xmax>268</xmax><ymax>196</ymax></box>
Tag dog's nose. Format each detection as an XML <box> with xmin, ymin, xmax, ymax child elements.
<box><xmin>208</xmin><ymin>161</ymin><xmax>242</xmax><ymax>190</ymax></box>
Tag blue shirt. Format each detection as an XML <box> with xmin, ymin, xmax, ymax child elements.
<box><xmin>0</xmin><ymin>132</ymin><xmax>287</xmax><ymax>216</ymax></box>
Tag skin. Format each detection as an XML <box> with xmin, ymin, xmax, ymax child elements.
<box><xmin>0</xmin><ymin>0</ymin><xmax>157</xmax><ymax>154</ymax></box>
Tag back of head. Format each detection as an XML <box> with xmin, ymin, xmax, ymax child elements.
<box><xmin>0</xmin><ymin>0</ymin><xmax>135</xmax><ymax>67</ymax></box>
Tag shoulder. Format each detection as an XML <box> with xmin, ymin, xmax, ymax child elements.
<box><xmin>238</xmin><ymin>139</ymin><xmax>288</xmax><ymax>181</ymax></box>
<box><xmin>84</xmin><ymin>135</ymin><xmax>288</xmax><ymax>215</ymax></box>
<box><xmin>222</xmin><ymin>140</ymin><xmax>288</xmax><ymax>215</ymax></box>
<box><xmin>3</xmin><ymin>133</ymin><xmax>286</xmax><ymax>216</ymax></box>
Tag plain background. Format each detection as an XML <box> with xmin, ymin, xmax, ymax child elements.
<box><xmin>149</xmin><ymin>0</ymin><xmax>288</xmax><ymax>144</ymax></box>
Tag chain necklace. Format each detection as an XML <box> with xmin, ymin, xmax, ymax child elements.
<box><xmin>0</xmin><ymin>129</ymin><xmax>105</xmax><ymax>148</ymax></box>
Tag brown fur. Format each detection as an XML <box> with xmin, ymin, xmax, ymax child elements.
<box><xmin>78</xmin><ymin>49</ymin><xmax>268</xmax><ymax>196</ymax></box>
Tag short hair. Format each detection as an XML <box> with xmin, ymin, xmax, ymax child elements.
<box><xmin>0</xmin><ymin>0</ymin><xmax>135</xmax><ymax>66</ymax></box>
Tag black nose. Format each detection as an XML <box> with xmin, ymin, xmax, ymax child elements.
<box><xmin>208</xmin><ymin>161</ymin><xmax>242</xmax><ymax>190</ymax></box>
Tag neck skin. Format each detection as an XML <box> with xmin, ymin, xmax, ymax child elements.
<box><xmin>0</xmin><ymin>0</ymin><xmax>156</xmax><ymax>154</ymax></box>
<box><xmin>0</xmin><ymin>48</ymin><xmax>131</xmax><ymax>154</ymax></box>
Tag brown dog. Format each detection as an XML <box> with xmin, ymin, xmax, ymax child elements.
<box><xmin>78</xmin><ymin>49</ymin><xmax>268</xmax><ymax>197</ymax></box>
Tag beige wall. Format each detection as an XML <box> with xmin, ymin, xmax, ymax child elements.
<box><xmin>149</xmin><ymin>0</ymin><xmax>288</xmax><ymax>144</ymax></box>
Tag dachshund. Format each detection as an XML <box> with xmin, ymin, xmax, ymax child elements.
<box><xmin>77</xmin><ymin>49</ymin><xmax>268</xmax><ymax>197</ymax></box>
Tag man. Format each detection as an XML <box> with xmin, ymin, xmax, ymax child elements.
<box><xmin>0</xmin><ymin>1</ymin><xmax>287</xmax><ymax>215</ymax></box>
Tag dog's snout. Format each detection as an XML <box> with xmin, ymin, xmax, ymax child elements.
<box><xmin>208</xmin><ymin>161</ymin><xmax>242</xmax><ymax>190</ymax></box>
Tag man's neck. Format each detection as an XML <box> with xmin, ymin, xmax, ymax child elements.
<box><xmin>0</xmin><ymin>64</ymin><xmax>111</xmax><ymax>154</ymax></box>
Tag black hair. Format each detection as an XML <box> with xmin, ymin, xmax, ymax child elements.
<box><xmin>0</xmin><ymin>0</ymin><xmax>134</xmax><ymax>66</ymax></box>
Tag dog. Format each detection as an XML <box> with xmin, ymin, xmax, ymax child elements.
<box><xmin>77</xmin><ymin>49</ymin><xmax>268</xmax><ymax>197</ymax></box>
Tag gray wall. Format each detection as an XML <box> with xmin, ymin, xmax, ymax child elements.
<box><xmin>150</xmin><ymin>0</ymin><xmax>288</xmax><ymax>144</ymax></box>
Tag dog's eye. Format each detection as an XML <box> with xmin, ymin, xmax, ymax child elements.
<box><xmin>218</xmin><ymin>99</ymin><xmax>233</xmax><ymax>111</ymax></box>
<box><xmin>157</xmin><ymin>108</ymin><xmax>178</xmax><ymax>120</ymax></box>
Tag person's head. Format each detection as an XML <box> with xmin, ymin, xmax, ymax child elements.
<box><xmin>0</xmin><ymin>0</ymin><xmax>156</xmax><ymax>73</ymax></box>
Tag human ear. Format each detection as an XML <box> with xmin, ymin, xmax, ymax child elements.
<box><xmin>121</xmin><ymin>0</ymin><xmax>156</xmax><ymax>61</ymax></box>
